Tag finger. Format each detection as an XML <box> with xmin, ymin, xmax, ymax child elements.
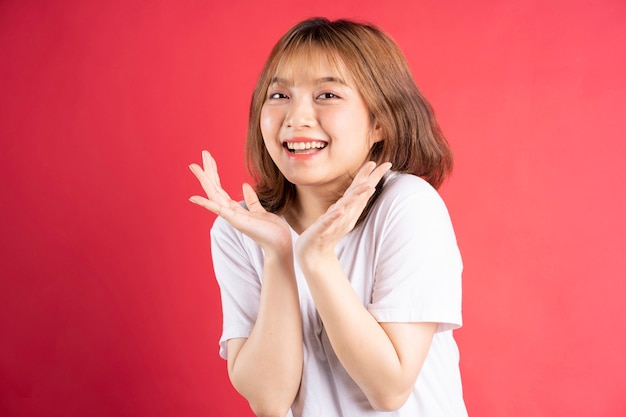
<box><xmin>242</xmin><ymin>183</ymin><xmax>266</xmax><ymax>213</ymax></box>
<box><xmin>369</xmin><ymin>162</ymin><xmax>392</xmax><ymax>183</ymax></box>
<box><xmin>359</xmin><ymin>161</ymin><xmax>391</xmax><ymax>185</ymax></box>
<box><xmin>310</xmin><ymin>162</ymin><xmax>391</xmax><ymax>242</ymax></box>
<box><xmin>201</xmin><ymin>151</ymin><xmax>228</xmax><ymax>197</ymax></box>
<box><xmin>311</xmin><ymin>205</ymin><xmax>345</xmax><ymax>236</ymax></box>
<box><xmin>189</xmin><ymin>195</ymin><xmax>223</xmax><ymax>215</ymax></box>
<box><xmin>348</xmin><ymin>160</ymin><xmax>387</xmax><ymax>190</ymax></box>
<box><xmin>353</xmin><ymin>160</ymin><xmax>377</xmax><ymax>183</ymax></box>
<box><xmin>202</xmin><ymin>150</ymin><xmax>223</xmax><ymax>189</ymax></box>
<box><xmin>336</xmin><ymin>185</ymin><xmax>375</xmax><ymax>216</ymax></box>
<box><xmin>340</xmin><ymin>162</ymin><xmax>375</xmax><ymax>197</ymax></box>
<box><xmin>189</xmin><ymin>195</ymin><xmax>240</xmax><ymax>220</ymax></box>
<box><xmin>338</xmin><ymin>162</ymin><xmax>391</xmax><ymax>210</ymax></box>
<box><xmin>188</xmin><ymin>163</ymin><xmax>227</xmax><ymax>203</ymax></box>
<box><xmin>344</xmin><ymin>161</ymin><xmax>389</xmax><ymax>198</ymax></box>
<box><xmin>189</xmin><ymin>156</ymin><xmax>231</xmax><ymax>205</ymax></box>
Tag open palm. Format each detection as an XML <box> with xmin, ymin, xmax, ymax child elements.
<box><xmin>189</xmin><ymin>151</ymin><xmax>292</xmax><ymax>251</ymax></box>
<box><xmin>295</xmin><ymin>161</ymin><xmax>391</xmax><ymax>260</ymax></box>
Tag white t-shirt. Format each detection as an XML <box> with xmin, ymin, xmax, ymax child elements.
<box><xmin>210</xmin><ymin>172</ymin><xmax>468</xmax><ymax>417</ymax></box>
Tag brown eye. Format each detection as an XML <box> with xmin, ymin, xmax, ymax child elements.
<box><xmin>268</xmin><ymin>92</ymin><xmax>288</xmax><ymax>100</ymax></box>
<box><xmin>318</xmin><ymin>92</ymin><xmax>338</xmax><ymax>99</ymax></box>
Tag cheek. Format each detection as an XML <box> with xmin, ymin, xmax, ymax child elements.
<box><xmin>332</xmin><ymin>108</ymin><xmax>375</xmax><ymax>142</ymax></box>
<box><xmin>260</xmin><ymin>105</ymin><xmax>280</xmax><ymax>137</ymax></box>
<box><xmin>260</xmin><ymin>106</ymin><xmax>283</xmax><ymax>159</ymax></box>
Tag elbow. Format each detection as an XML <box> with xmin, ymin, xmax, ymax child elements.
<box><xmin>230</xmin><ymin>377</ymin><xmax>294</xmax><ymax>417</ymax></box>
<box><xmin>232</xmin><ymin>377</ymin><xmax>295</xmax><ymax>417</ymax></box>
<box><xmin>228</xmin><ymin>364</ymin><xmax>299</xmax><ymax>417</ymax></box>
<box><xmin>368</xmin><ymin>390</ymin><xmax>412</xmax><ymax>412</ymax></box>
<box><xmin>233</xmin><ymin>385</ymin><xmax>294</xmax><ymax>417</ymax></box>
<box><xmin>249</xmin><ymin>402</ymin><xmax>291</xmax><ymax>417</ymax></box>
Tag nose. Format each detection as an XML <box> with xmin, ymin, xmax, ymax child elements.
<box><xmin>284</xmin><ymin>96</ymin><xmax>315</xmax><ymax>129</ymax></box>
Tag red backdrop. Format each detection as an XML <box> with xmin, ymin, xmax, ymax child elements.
<box><xmin>1</xmin><ymin>0</ymin><xmax>625</xmax><ymax>416</ymax></box>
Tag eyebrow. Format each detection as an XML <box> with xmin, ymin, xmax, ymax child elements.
<box><xmin>269</xmin><ymin>76</ymin><xmax>348</xmax><ymax>86</ymax></box>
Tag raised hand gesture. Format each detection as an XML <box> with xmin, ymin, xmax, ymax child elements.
<box><xmin>189</xmin><ymin>151</ymin><xmax>292</xmax><ymax>252</ymax></box>
<box><xmin>295</xmin><ymin>161</ymin><xmax>391</xmax><ymax>262</ymax></box>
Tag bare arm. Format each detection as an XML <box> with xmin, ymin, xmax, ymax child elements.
<box><xmin>190</xmin><ymin>151</ymin><xmax>302</xmax><ymax>416</ymax></box>
<box><xmin>298</xmin><ymin>256</ymin><xmax>435</xmax><ymax>411</ymax></box>
<box><xmin>295</xmin><ymin>161</ymin><xmax>436</xmax><ymax>411</ymax></box>
<box><xmin>226</xmin><ymin>247</ymin><xmax>302</xmax><ymax>417</ymax></box>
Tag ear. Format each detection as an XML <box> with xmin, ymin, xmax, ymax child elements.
<box><xmin>370</xmin><ymin>121</ymin><xmax>384</xmax><ymax>144</ymax></box>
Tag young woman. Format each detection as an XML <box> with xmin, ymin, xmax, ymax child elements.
<box><xmin>190</xmin><ymin>17</ymin><xmax>468</xmax><ymax>417</ymax></box>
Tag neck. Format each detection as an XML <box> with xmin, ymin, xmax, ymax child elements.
<box><xmin>284</xmin><ymin>184</ymin><xmax>344</xmax><ymax>234</ymax></box>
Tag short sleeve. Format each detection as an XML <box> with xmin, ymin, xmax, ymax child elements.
<box><xmin>367</xmin><ymin>175</ymin><xmax>463</xmax><ymax>332</ymax></box>
<box><xmin>210</xmin><ymin>216</ymin><xmax>264</xmax><ymax>359</ymax></box>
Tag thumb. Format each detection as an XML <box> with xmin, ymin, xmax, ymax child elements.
<box><xmin>242</xmin><ymin>183</ymin><xmax>265</xmax><ymax>213</ymax></box>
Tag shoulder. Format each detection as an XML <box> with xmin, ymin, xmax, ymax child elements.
<box><xmin>375</xmin><ymin>171</ymin><xmax>448</xmax><ymax>214</ymax></box>
<box><xmin>210</xmin><ymin>208</ymin><xmax>265</xmax><ymax>278</ymax></box>
<box><xmin>363</xmin><ymin>171</ymin><xmax>457</xmax><ymax>242</ymax></box>
<box><xmin>210</xmin><ymin>203</ymin><xmax>256</xmax><ymax>253</ymax></box>
<box><xmin>210</xmin><ymin>215</ymin><xmax>234</xmax><ymax>240</ymax></box>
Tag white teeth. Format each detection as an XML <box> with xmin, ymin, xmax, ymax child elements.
<box><xmin>286</xmin><ymin>141</ymin><xmax>326</xmax><ymax>150</ymax></box>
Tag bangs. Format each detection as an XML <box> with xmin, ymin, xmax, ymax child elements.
<box><xmin>269</xmin><ymin>42</ymin><xmax>349</xmax><ymax>84</ymax></box>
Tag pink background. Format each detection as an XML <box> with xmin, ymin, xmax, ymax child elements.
<box><xmin>1</xmin><ymin>0</ymin><xmax>625</xmax><ymax>416</ymax></box>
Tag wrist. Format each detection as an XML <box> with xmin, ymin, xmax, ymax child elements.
<box><xmin>296</xmin><ymin>246</ymin><xmax>336</xmax><ymax>273</ymax></box>
<box><xmin>263</xmin><ymin>241</ymin><xmax>294</xmax><ymax>266</ymax></box>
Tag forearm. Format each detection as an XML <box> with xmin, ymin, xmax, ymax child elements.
<box><xmin>300</xmin><ymin>254</ymin><xmax>424</xmax><ymax>411</ymax></box>
<box><xmin>228</xmin><ymin>251</ymin><xmax>303</xmax><ymax>416</ymax></box>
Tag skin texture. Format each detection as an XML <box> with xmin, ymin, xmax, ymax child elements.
<box><xmin>189</xmin><ymin>53</ymin><xmax>438</xmax><ymax>415</ymax></box>
<box><xmin>190</xmin><ymin>151</ymin><xmax>302</xmax><ymax>417</ymax></box>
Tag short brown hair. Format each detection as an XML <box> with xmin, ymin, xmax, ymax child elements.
<box><xmin>246</xmin><ymin>17</ymin><xmax>453</xmax><ymax>215</ymax></box>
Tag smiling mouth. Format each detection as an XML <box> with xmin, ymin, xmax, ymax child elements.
<box><xmin>284</xmin><ymin>141</ymin><xmax>328</xmax><ymax>154</ymax></box>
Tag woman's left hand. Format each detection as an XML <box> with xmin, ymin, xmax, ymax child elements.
<box><xmin>295</xmin><ymin>161</ymin><xmax>391</xmax><ymax>261</ymax></box>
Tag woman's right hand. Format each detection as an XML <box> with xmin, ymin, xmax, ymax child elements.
<box><xmin>189</xmin><ymin>150</ymin><xmax>292</xmax><ymax>252</ymax></box>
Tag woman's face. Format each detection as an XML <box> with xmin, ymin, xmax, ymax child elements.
<box><xmin>260</xmin><ymin>50</ymin><xmax>382</xmax><ymax>195</ymax></box>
